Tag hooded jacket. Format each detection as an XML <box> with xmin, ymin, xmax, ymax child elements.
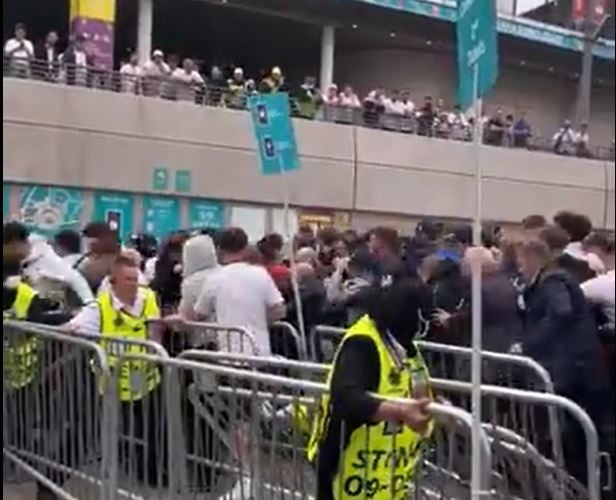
<box><xmin>178</xmin><ymin>235</ymin><xmax>219</xmax><ymax>319</ymax></box>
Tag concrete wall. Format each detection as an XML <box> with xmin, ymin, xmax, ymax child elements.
<box><xmin>335</xmin><ymin>49</ymin><xmax>616</xmax><ymax>147</ymax></box>
<box><xmin>3</xmin><ymin>78</ymin><xmax>614</xmax><ymax>230</ymax></box>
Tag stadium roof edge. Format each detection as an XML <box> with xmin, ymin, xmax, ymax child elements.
<box><xmin>356</xmin><ymin>0</ymin><xmax>615</xmax><ymax>60</ymax></box>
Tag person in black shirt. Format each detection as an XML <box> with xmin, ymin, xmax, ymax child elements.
<box><xmin>485</xmin><ymin>107</ymin><xmax>506</xmax><ymax>146</ymax></box>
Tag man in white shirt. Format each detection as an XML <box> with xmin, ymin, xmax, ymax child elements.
<box><xmin>68</xmin><ymin>255</ymin><xmax>160</xmax><ymax>336</ymax></box>
<box><xmin>194</xmin><ymin>227</ymin><xmax>286</xmax><ymax>355</ymax></box>
<box><xmin>338</xmin><ymin>84</ymin><xmax>361</xmax><ymax>109</ymax></box>
<box><xmin>384</xmin><ymin>89</ymin><xmax>406</xmax><ymax>116</ymax></box>
<box><xmin>582</xmin><ymin>233</ymin><xmax>615</xmax><ymax>325</ymax></box>
<box><xmin>4</xmin><ymin>23</ymin><xmax>34</xmax><ymax>77</ymax></box>
<box><xmin>142</xmin><ymin>49</ymin><xmax>170</xmax><ymax>96</ymax></box>
<box><xmin>171</xmin><ymin>58</ymin><xmax>204</xmax><ymax>102</ymax></box>
<box><xmin>120</xmin><ymin>52</ymin><xmax>143</xmax><ymax>94</ymax></box>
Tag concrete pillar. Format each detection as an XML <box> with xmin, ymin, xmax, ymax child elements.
<box><xmin>320</xmin><ymin>25</ymin><xmax>335</xmax><ymax>90</ymax></box>
<box><xmin>137</xmin><ymin>0</ymin><xmax>153</xmax><ymax>63</ymax></box>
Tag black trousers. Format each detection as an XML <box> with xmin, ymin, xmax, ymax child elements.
<box><xmin>119</xmin><ymin>388</ymin><xmax>168</xmax><ymax>487</ymax></box>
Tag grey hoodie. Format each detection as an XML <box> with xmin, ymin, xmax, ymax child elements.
<box><xmin>178</xmin><ymin>235</ymin><xmax>219</xmax><ymax>319</ymax></box>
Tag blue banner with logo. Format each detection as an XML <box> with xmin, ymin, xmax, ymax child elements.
<box><xmin>93</xmin><ymin>191</ymin><xmax>135</xmax><ymax>243</ymax></box>
<box><xmin>248</xmin><ymin>93</ymin><xmax>300</xmax><ymax>175</ymax></box>
<box><xmin>142</xmin><ymin>196</ymin><xmax>181</xmax><ymax>241</ymax></box>
<box><xmin>19</xmin><ymin>185</ymin><xmax>84</xmax><ymax>237</ymax></box>
<box><xmin>188</xmin><ymin>199</ymin><xmax>224</xmax><ymax>229</ymax></box>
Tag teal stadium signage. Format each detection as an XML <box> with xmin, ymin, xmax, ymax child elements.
<box><xmin>354</xmin><ymin>0</ymin><xmax>615</xmax><ymax>59</ymax></box>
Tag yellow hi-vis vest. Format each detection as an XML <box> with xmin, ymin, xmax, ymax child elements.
<box><xmin>3</xmin><ymin>282</ymin><xmax>39</xmax><ymax>389</ymax></box>
<box><xmin>98</xmin><ymin>289</ymin><xmax>161</xmax><ymax>402</ymax></box>
<box><xmin>307</xmin><ymin>315</ymin><xmax>432</xmax><ymax>500</ymax></box>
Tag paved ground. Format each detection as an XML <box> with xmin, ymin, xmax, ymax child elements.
<box><xmin>3</xmin><ymin>483</ymin><xmax>36</xmax><ymax>500</ymax></box>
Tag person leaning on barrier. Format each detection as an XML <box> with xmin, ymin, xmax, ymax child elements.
<box><xmin>67</xmin><ymin>254</ymin><xmax>166</xmax><ymax>485</ymax></box>
<box><xmin>308</xmin><ymin>276</ymin><xmax>434</xmax><ymax>500</ymax></box>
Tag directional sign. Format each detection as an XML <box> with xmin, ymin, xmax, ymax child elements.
<box><xmin>248</xmin><ymin>93</ymin><xmax>300</xmax><ymax>176</ymax></box>
<box><xmin>456</xmin><ymin>0</ymin><xmax>499</xmax><ymax>108</ymax></box>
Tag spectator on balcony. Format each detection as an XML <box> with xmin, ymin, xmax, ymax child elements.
<box><xmin>5</xmin><ymin>23</ymin><xmax>35</xmax><ymax>78</ymax></box>
<box><xmin>119</xmin><ymin>52</ymin><xmax>143</xmax><ymax>94</ymax></box>
<box><xmin>226</xmin><ymin>67</ymin><xmax>247</xmax><ymax>109</ymax></box>
<box><xmin>34</xmin><ymin>30</ymin><xmax>61</xmax><ymax>81</ymax></box>
<box><xmin>172</xmin><ymin>58</ymin><xmax>204</xmax><ymax>103</ymax></box>
<box><xmin>434</xmin><ymin>99</ymin><xmax>451</xmax><ymax>138</ymax></box>
<box><xmin>322</xmin><ymin>84</ymin><xmax>340</xmax><ymax>106</ymax></box>
<box><xmin>400</xmin><ymin>91</ymin><xmax>416</xmax><ymax>117</ymax></box>
<box><xmin>552</xmin><ymin>119</ymin><xmax>577</xmax><ymax>155</ymax></box>
<box><xmin>207</xmin><ymin>65</ymin><xmax>226</xmax><ymax>106</ymax></box>
<box><xmin>259</xmin><ymin>66</ymin><xmax>285</xmax><ymax>94</ymax></box>
<box><xmin>339</xmin><ymin>84</ymin><xmax>361</xmax><ymax>109</ymax></box>
<box><xmin>485</xmin><ymin>107</ymin><xmax>506</xmax><ymax>146</ymax></box>
<box><xmin>575</xmin><ymin>122</ymin><xmax>592</xmax><ymax>158</ymax></box>
<box><xmin>384</xmin><ymin>89</ymin><xmax>406</xmax><ymax>116</ymax></box>
<box><xmin>503</xmin><ymin>114</ymin><xmax>515</xmax><ymax>147</ymax></box>
<box><xmin>364</xmin><ymin>88</ymin><xmax>386</xmax><ymax>128</ymax></box>
<box><xmin>417</xmin><ymin>96</ymin><xmax>436</xmax><ymax>137</ymax></box>
<box><xmin>512</xmin><ymin>112</ymin><xmax>532</xmax><ymax>148</ymax></box>
<box><xmin>161</xmin><ymin>53</ymin><xmax>179</xmax><ymax>100</ymax></box>
<box><xmin>448</xmin><ymin>104</ymin><xmax>470</xmax><ymax>141</ymax></box>
<box><xmin>296</xmin><ymin>76</ymin><xmax>322</xmax><ymax>119</ymax></box>
<box><xmin>61</xmin><ymin>34</ymin><xmax>90</xmax><ymax>87</ymax></box>
<box><xmin>143</xmin><ymin>49</ymin><xmax>170</xmax><ymax>97</ymax></box>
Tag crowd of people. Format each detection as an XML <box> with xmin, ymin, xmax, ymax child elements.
<box><xmin>3</xmin><ymin>209</ymin><xmax>616</xmax><ymax>497</ymax></box>
<box><xmin>5</xmin><ymin>23</ymin><xmax>614</xmax><ymax>158</ymax></box>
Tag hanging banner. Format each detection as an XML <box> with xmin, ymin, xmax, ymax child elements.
<box><xmin>20</xmin><ymin>185</ymin><xmax>84</xmax><ymax>237</ymax></box>
<box><xmin>70</xmin><ymin>0</ymin><xmax>116</xmax><ymax>70</ymax></box>
<box><xmin>572</xmin><ymin>0</ymin><xmax>608</xmax><ymax>26</ymax></box>
<box><xmin>188</xmin><ymin>199</ymin><xmax>224</xmax><ymax>230</ymax></box>
<box><xmin>142</xmin><ymin>196</ymin><xmax>181</xmax><ymax>241</ymax></box>
<box><xmin>92</xmin><ymin>191</ymin><xmax>135</xmax><ymax>243</ymax></box>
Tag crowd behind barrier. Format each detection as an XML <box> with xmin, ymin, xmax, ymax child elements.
<box><xmin>3</xmin><ymin>50</ymin><xmax>615</xmax><ymax>161</ymax></box>
<box><xmin>4</xmin><ymin>319</ymin><xmax>607</xmax><ymax>500</ymax></box>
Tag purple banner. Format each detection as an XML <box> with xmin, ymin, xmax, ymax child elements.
<box><xmin>70</xmin><ymin>17</ymin><xmax>114</xmax><ymax>70</ymax></box>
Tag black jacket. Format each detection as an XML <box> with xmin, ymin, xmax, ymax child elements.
<box><xmin>522</xmin><ymin>268</ymin><xmax>604</xmax><ymax>396</ymax></box>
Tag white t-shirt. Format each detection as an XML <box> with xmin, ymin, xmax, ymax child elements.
<box><xmin>194</xmin><ymin>262</ymin><xmax>284</xmax><ymax>355</ymax></box>
<box><xmin>4</xmin><ymin>38</ymin><xmax>34</xmax><ymax>65</ymax></box>
<box><xmin>582</xmin><ymin>270</ymin><xmax>616</xmax><ymax>325</ymax></box>
<box><xmin>120</xmin><ymin>63</ymin><xmax>143</xmax><ymax>93</ymax></box>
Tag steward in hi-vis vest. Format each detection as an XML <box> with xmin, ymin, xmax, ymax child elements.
<box><xmin>308</xmin><ymin>278</ymin><xmax>433</xmax><ymax>500</ymax></box>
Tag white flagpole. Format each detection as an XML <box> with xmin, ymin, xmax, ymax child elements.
<box><xmin>279</xmin><ymin>157</ymin><xmax>307</xmax><ymax>356</ymax></box>
<box><xmin>470</xmin><ymin>60</ymin><xmax>486</xmax><ymax>500</ymax></box>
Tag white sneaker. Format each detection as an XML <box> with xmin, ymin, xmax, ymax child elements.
<box><xmin>218</xmin><ymin>475</ymin><xmax>253</xmax><ymax>500</ymax></box>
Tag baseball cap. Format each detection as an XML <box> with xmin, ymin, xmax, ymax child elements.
<box><xmin>152</xmin><ymin>49</ymin><xmax>164</xmax><ymax>58</ymax></box>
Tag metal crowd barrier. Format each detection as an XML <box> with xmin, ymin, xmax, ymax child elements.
<box><xmin>3</xmin><ymin>321</ymin><xmax>115</xmax><ymax>500</ymax></box>
<box><xmin>5</xmin><ymin>320</ymin><xmax>492</xmax><ymax>499</ymax></box>
<box><xmin>314</xmin><ymin>325</ymin><xmax>555</xmax><ymax>392</ymax></box>
<box><xmin>4</xmin><ymin>59</ymin><xmax>614</xmax><ymax>162</ymax></box>
<box><xmin>178</xmin><ymin>350</ymin><xmax>605</xmax><ymax>500</ymax></box>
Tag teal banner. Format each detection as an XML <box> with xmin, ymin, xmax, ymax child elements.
<box><xmin>188</xmin><ymin>199</ymin><xmax>224</xmax><ymax>229</ymax></box>
<box><xmin>457</xmin><ymin>0</ymin><xmax>499</xmax><ymax>108</ymax></box>
<box><xmin>142</xmin><ymin>196</ymin><xmax>181</xmax><ymax>241</ymax></box>
<box><xmin>20</xmin><ymin>185</ymin><xmax>84</xmax><ymax>237</ymax></box>
<box><xmin>352</xmin><ymin>0</ymin><xmax>614</xmax><ymax>60</ymax></box>
<box><xmin>248</xmin><ymin>93</ymin><xmax>300</xmax><ymax>175</ymax></box>
<box><xmin>93</xmin><ymin>191</ymin><xmax>135</xmax><ymax>243</ymax></box>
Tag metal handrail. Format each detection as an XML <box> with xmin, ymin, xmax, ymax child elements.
<box><xmin>3</xmin><ymin>58</ymin><xmax>614</xmax><ymax>161</ymax></box>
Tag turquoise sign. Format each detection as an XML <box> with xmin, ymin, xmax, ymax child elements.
<box><xmin>188</xmin><ymin>199</ymin><xmax>224</xmax><ymax>229</ymax></box>
<box><xmin>93</xmin><ymin>191</ymin><xmax>135</xmax><ymax>243</ymax></box>
<box><xmin>152</xmin><ymin>167</ymin><xmax>170</xmax><ymax>191</ymax></box>
<box><xmin>352</xmin><ymin>0</ymin><xmax>614</xmax><ymax>60</ymax></box>
<box><xmin>142</xmin><ymin>196</ymin><xmax>181</xmax><ymax>240</ymax></box>
<box><xmin>456</xmin><ymin>0</ymin><xmax>499</xmax><ymax>108</ymax></box>
<box><xmin>3</xmin><ymin>184</ymin><xmax>10</xmax><ymax>219</ymax></box>
<box><xmin>175</xmin><ymin>170</ymin><xmax>192</xmax><ymax>193</ymax></box>
<box><xmin>20</xmin><ymin>185</ymin><xmax>84</xmax><ymax>237</ymax></box>
<box><xmin>248</xmin><ymin>93</ymin><xmax>300</xmax><ymax>175</ymax></box>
